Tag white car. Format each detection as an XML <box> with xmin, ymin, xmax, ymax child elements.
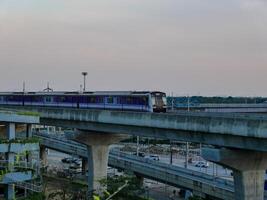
<box><xmin>69</xmin><ymin>164</ymin><xmax>82</xmax><ymax>174</ymax></box>
<box><xmin>195</xmin><ymin>161</ymin><xmax>209</xmax><ymax>168</ymax></box>
<box><xmin>145</xmin><ymin>155</ymin><xmax>160</xmax><ymax>161</ymax></box>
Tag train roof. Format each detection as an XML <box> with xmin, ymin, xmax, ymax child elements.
<box><xmin>0</xmin><ymin>91</ymin><xmax>166</xmax><ymax>96</ymax></box>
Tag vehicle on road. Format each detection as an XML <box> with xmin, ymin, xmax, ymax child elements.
<box><xmin>69</xmin><ymin>164</ymin><xmax>82</xmax><ymax>174</ymax></box>
<box><xmin>133</xmin><ymin>152</ymin><xmax>146</xmax><ymax>157</ymax></box>
<box><xmin>61</xmin><ymin>157</ymin><xmax>73</xmax><ymax>163</ymax></box>
<box><xmin>61</xmin><ymin>157</ymin><xmax>80</xmax><ymax>165</ymax></box>
<box><xmin>195</xmin><ymin>161</ymin><xmax>209</xmax><ymax>168</ymax></box>
<box><xmin>57</xmin><ymin>168</ymin><xmax>72</xmax><ymax>178</ymax></box>
<box><xmin>145</xmin><ymin>155</ymin><xmax>160</xmax><ymax>161</ymax></box>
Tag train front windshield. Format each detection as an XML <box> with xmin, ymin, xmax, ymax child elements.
<box><xmin>151</xmin><ymin>92</ymin><xmax>167</xmax><ymax>112</ymax></box>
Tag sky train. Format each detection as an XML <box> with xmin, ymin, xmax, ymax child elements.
<box><xmin>0</xmin><ymin>91</ymin><xmax>167</xmax><ymax>113</ymax></box>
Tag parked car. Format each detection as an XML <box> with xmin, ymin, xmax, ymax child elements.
<box><xmin>69</xmin><ymin>164</ymin><xmax>82</xmax><ymax>174</ymax></box>
<box><xmin>145</xmin><ymin>155</ymin><xmax>160</xmax><ymax>161</ymax></box>
<box><xmin>57</xmin><ymin>168</ymin><xmax>72</xmax><ymax>178</ymax></box>
<box><xmin>61</xmin><ymin>157</ymin><xmax>80</xmax><ymax>165</ymax></box>
<box><xmin>133</xmin><ymin>152</ymin><xmax>145</xmax><ymax>157</ymax></box>
<box><xmin>73</xmin><ymin>159</ymin><xmax>82</xmax><ymax>167</ymax></box>
<box><xmin>195</xmin><ymin>161</ymin><xmax>209</xmax><ymax>168</ymax></box>
<box><xmin>61</xmin><ymin>157</ymin><xmax>73</xmax><ymax>163</ymax></box>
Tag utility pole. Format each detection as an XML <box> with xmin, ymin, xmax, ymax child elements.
<box><xmin>82</xmin><ymin>72</ymin><xmax>88</xmax><ymax>92</ymax></box>
<box><xmin>185</xmin><ymin>142</ymin><xmax>189</xmax><ymax>169</ymax></box>
<box><xmin>136</xmin><ymin>136</ymin><xmax>140</xmax><ymax>156</ymax></box>
<box><xmin>171</xmin><ymin>92</ymin><xmax>174</xmax><ymax>111</ymax></box>
<box><xmin>185</xmin><ymin>95</ymin><xmax>190</xmax><ymax>167</ymax></box>
<box><xmin>23</xmin><ymin>81</ymin><xmax>25</xmax><ymax>93</ymax></box>
<box><xmin>170</xmin><ymin>140</ymin><xmax>173</xmax><ymax>165</ymax></box>
<box><xmin>187</xmin><ymin>95</ymin><xmax>190</xmax><ymax>112</ymax></box>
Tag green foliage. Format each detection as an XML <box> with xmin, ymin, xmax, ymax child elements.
<box><xmin>17</xmin><ymin>111</ymin><xmax>40</xmax><ymax>117</ymax></box>
<box><xmin>0</xmin><ymin>137</ymin><xmax>40</xmax><ymax>144</ymax></box>
<box><xmin>20</xmin><ymin>192</ymin><xmax>45</xmax><ymax>200</ymax></box>
<box><xmin>167</xmin><ymin>96</ymin><xmax>267</xmax><ymax>106</ymax></box>
<box><xmin>99</xmin><ymin>175</ymin><xmax>150</xmax><ymax>200</ymax></box>
<box><xmin>188</xmin><ymin>196</ymin><xmax>205</xmax><ymax>200</ymax></box>
<box><xmin>47</xmin><ymin>177</ymin><xmax>87</xmax><ymax>200</ymax></box>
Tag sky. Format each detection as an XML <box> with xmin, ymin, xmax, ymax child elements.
<box><xmin>0</xmin><ymin>0</ymin><xmax>267</xmax><ymax>96</ymax></box>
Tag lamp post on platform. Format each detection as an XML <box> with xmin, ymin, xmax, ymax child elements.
<box><xmin>82</xmin><ymin>72</ymin><xmax>88</xmax><ymax>92</ymax></box>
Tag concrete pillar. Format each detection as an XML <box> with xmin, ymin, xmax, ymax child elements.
<box><xmin>26</xmin><ymin>124</ymin><xmax>32</xmax><ymax>138</ymax></box>
<box><xmin>82</xmin><ymin>158</ymin><xmax>88</xmax><ymax>175</ymax></box>
<box><xmin>75</xmin><ymin>131</ymin><xmax>128</xmax><ymax>197</ymax></box>
<box><xmin>185</xmin><ymin>142</ymin><xmax>189</xmax><ymax>169</ymax></box>
<box><xmin>26</xmin><ymin>124</ymin><xmax>33</xmax><ymax>164</ymax></box>
<box><xmin>40</xmin><ymin>146</ymin><xmax>47</xmax><ymax>166</ymax></box>
<box><xmin>234</xmin><ymin>170</ymin><xmax>265</xmax><ymax>200</ymax></box>
<box><xmin>87</xmin><ymin>145</ymin><xmax>109</xmax><ymax>194</ymax></box>
<box><xmin>202</xmin><ymin>148</ymin><xmax>267</xmax><ymax>200</ymax></box>
<box><xmin>6</xmin><ymin>123</ymin><xmax>15</xmax><ymax>140</ymax></box>
<box><xmin>5</xmin><ymin>123</ymin><xmax>15</xmax><ymax>200</ymax></box>
<box><xmin>135</xmin><ymin>175</ymin><xmax>144</xmax><ymax>187</ymax></box>
<box><xmin>5</xmin><ymin>184</ymin><xmax>15</xmax><ymax>200</ymax></box>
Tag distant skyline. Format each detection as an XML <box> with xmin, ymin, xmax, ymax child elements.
<box><xmin>0</xmin><ymin>0</ymin><xmax>267</xmax><ymax>96</ymax></box>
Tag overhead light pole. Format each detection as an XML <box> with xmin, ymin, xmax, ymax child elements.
<box><xmin>82</xmin><ymin>72</ymin><xmax>88</xmax><ymax>92</ymax></box>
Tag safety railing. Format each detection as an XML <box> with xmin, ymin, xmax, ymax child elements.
<box><xmin>15</xmin><ymin>180</ymin><xmax>43</xmax><ymax>192</ymax></box>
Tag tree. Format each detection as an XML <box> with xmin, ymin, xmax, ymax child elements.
<box><xmin>99</xmin><ymin>175</ymin><xmax>150</xmax><ymax>200</ymax></box>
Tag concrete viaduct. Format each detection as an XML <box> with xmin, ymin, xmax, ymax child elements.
<box><xmin>36</xmin><ymin>132</ymin><xmax>234</xmax><ymax>200</ymax></box>
<box><xmin>1</xmin><ymin>106</ymin><xmax>267</xmax><ymax>200</ymax></box>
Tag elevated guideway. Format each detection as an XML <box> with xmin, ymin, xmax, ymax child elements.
<box><xmin>2</xmin><ymin>106</ymin><xmax>267</xmax><ymax>199</ymax></box>
<box><xmin>2</xmin><ymin>106</ymin><xmax>267</xmax><ymax>151</ymax></box>
<box><xmin>35</xmin><ymin>132</ymin><xmax>234</xmax><ymax>200</ymax></box>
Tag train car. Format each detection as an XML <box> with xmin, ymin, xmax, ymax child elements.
<box><xmin>0</xmin><ymin>91</ymin><xmax>167</xmax><ymax>113</ymax></box>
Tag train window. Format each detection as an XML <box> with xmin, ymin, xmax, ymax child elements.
<box><xmin>163</xmin><ymin>96</ymin><xmax>167</xmax><ymax>105</ymax></box>
<box><xmin>24</xmin><ymin>96</ymin><xmax>32</xmax><ymax>102</ymax></box>
<box><xmin>32</xmin><ymin>96</ymin><xmax>42</xmax><ymax>102</ymax></box>
<box><xmin>79</xmin><ymin>96</ymin><xmax>87</xmax><ymax>103</ymax></box>
<box><xmin>56</xmin><ymin>96</ymin><xmax>71</xmax><ymax>103</ymax></box>
<box><xmin>0</xmin><ymin>96</ymin><xmax>5</xmax><ymax>102</ymax></box>
<box><xmin>45</xmin><ymin>96</ymin><xmax>52</xmax><ymax>102</ymax></box>
<box><xmin>117</xmin><ymin>96</ymin><xmax>123</xmax><ymax>104</ymax></box>
<box><xmin>143</xmin><ymin>97</ymin><xmax>148</xmax><ymax>105</ymax></box>
<box><xmin>126</xmin><ymin>97</ymin><xmax>133</xmax><ymax>104</ymax></box>
<box><xmin>96</xmin><ymin>96</ymin><xmax>104</xmax><ymax>103</ymax></box>
<box><xmin>60</xmin><ymin>96</ymin><xmax>66</xmax><ymax>102</ymax></box>
<box><xmin>151</xmin><ymin>96</ymin><xmax>156</xmax><ymax>105</ymax></box>
<box><xmin>7</xmin><ymin>95</ymin><xmax>23</xmax><ymax>102</ymax></box>
<box><xmin>107</xmin><ymin>96</ymin><xmax>113</xmax><ymax>104</ymax></box>
<box><xmin>88</xmin><ymin>97</ymin><xmax>96</xmax><ymax>103</ymax></box>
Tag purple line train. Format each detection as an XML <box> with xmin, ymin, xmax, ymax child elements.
<box><xmin>0</xmin><ymin>91</ymin><xmax>167</xmax><ymax>113</ymax></box>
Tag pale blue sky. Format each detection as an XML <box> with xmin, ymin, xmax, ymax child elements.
<box><xmin>0</xmin><ymin>0</ymin><xmax>267</xmax><ymax>96</ymax></box>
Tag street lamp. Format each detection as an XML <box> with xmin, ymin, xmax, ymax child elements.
<box><xmin>81</xmin><ymin>72</ymin><xmax>88</xmax><ymax>92</ymax></box>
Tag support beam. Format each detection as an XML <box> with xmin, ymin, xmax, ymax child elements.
<box><xmin>5</xmin><ymin>123</ymin><xmax>15</xmax><ymax>200</ymax></box>
<box><xmin>135</xmin><ymin>175</ymin><xmax>144</xmax><ymax>187</ymax></box>
<box><xmin>6</xmin><ymin>123</ymin><xmax>15</xmax><ymax>140</ymax></box>
<box><xmin>26</xmin><ymin>124</ymin><xmax>32</xmax><ymax>138</ymax></box>
<box><xmin>75</xmin><ymin>131</ymin><xmax>128</xmax><ymax>197</ymax></box>
<box><xmin>5</xmin><ymin>185</ymin><xmax>15</xmax><ymax>200</ymax></box>
<box><xmin>87</xmin><ymin>145</ymin><xmax>109</xmax><ymax>195</ymax></box>
<box><xmin>40</xmin><ymin>146</ymin><xmax>47</xmax><ymax>166</ymax></box>
<box><xmin>202</xmin><ymin>148</ymin><xmax>267</xmax><ymax>200</ymax></box>
<box><xmin>82</xmin><ymin>158</ymin><xmax>88</xmax><ymax>175</ymax></box>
